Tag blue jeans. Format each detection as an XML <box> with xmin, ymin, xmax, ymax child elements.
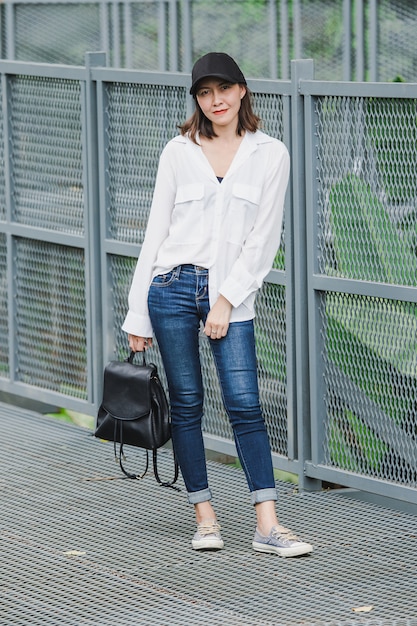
<box><xmin>148</xmin><ymin>264</ymin><xmax>277</xmax><ymax>506</ymax></box>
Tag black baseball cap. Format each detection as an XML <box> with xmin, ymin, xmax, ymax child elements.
<box><xmin>190</xmin><ymin>52</ymin><xmax>247</xmax><ymax>96</ymax></box>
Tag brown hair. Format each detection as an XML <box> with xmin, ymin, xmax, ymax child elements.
<box><xmin>179</xmin><ymin>86</ymin><xmax>261</xmax><ymax>144</ymax></box>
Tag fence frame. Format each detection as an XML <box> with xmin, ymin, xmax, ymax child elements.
<box><xmin>0</xmin><ymin>59</ymin><xmax>99</xmax><ymax>414</ymax></box>
<box><xmin>0</xmin><ymin>53</ymin><xmax>416</xmax><ymax>509</ymax></box>
<box><xmin>301</xmin><ymin>74</ymin><xmax>417</xmax><ymax>506</ymax></box>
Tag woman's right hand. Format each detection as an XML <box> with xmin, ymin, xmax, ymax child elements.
<box><xmin>128</xmin><ymin>334</ymin><xmax>153</xmax><ymax>352</ymax></box>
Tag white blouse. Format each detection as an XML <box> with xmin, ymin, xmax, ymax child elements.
<box><xmin>122</xmin><ymin>130</ymin><xmax>290</xmax><ymax>338</ymax></box>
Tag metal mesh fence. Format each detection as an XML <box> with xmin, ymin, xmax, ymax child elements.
<box><xmin>255</xmin><ymin>91</ymin><xmax>285</xmax><ymax>143</ymax></box>
<box><xmin>255</xmin><ymin>283</ymin><xmax>288</xmax><ymax>456</ymax></box>
<box><xmin>104</xmin><ymin>78</ymin><xmax>289</xmax><ymax>455</ymax></box>
<box><xmin>0</xmin><ymin>69</ymin><xmax>90</xmax><ymax>406</ymax></box>
<box><xmin>0</xmin><ymin>233</ymin><xmax>8</xmax><ymax>377</ymax></box>
<box><xmin>128</xmin><ymin>2</ymin><xmax>161</xmax><ymax>70</ymax></box>
<box><xmin>298</xmin><ymin>0</ymin><xmax>346</xmax><ymax>81</ymax></box>
<box><xmin>321</xmin><ymin>291</ymin><xmax>417</xmax><ymax>487</ymax></box>
<box><xmin>14</xmin><ymin>2</ymin><xmax>101</xmax><ymax>65</ymax></box>
<box><xmin>316</xmin><ymin>95</ymin><xmax>417</xmax><ymax>285</ymax></box>
<box><xmin>0</xmin><ymin>78</ymin><xmax>9</xmax><ymax>379</ymax></box>
<box><xmin>0</xmin><ymin>56</ymin><xmax>415</xmax><ymax>502</ymax></box>
<box><xmin>0</xmin><ymin>76</ymin><xmax>5</xmax><ymax>222</ymax></box>
<box><xmin>377</xmin><ymin>0</ymin><xmax>417</xmax><ymax>82</ymax></box>
<box><xmin>2</xmin><ymin>0</ymin><xmax>417</xmax><ymax>82</ymax></box>
<box><xmin>10</xmin><ymin>75</ymin><xmax>84</xmax><ymax>234</ymax></box>
<box><xmin>14</xmin><ymin>238</ymin><xmax>88</xmax><ymax>398</ymax></box>
<box><xmin>105</xmin><ymin>82</ymin><xmax>187</xmax><ymax>245</ymax></box>
<box><xmin>188</xmin><ymin>0</ymin><xmax>276</xmax><ymax>78</ymax></box>
<box><xmin>109</xmin><ymin>254</ymin><xmax>139</xmax><ymax>361</ymax></box>
<box><xmin>313</xmin><ymin>91</ymin><xmax>417</xmax><ymax>489</ymax></box>
<box><xmin>253</xmin><ymin>90</ymin><xmax>286</xmax><ymax>268</ymax></box>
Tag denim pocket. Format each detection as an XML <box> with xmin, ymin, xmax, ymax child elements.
<box><xmin>150</xmin><ymin>268</ymin><xmax>179</xmax><ymax>287</ymax></box>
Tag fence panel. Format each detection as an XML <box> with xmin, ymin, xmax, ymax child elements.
<box><xmin>0</xmin><ymin>76</ymin><xmax>6</xmax><ymax>380</ymax></box>
<box><xmin>2</xmin><ymin>0</ymin><xmax>417</xmax><ymax>82</ymax></box>
<box><xmin>95</xmin><ymin>67</ymin><xmax>297</xmax><ymax>470</ymax></box>
<box><xmin>0</xmin><ymin>61</ymin><xmax>98</xmax><ymax>413</ymax></box>
<box><xmin>295</xmin><ymin>0</ymin><xmax>348</xmax><ymax>80</ymax></box>
<box><xmin>376</xmin><ymin>0</ymin><xmax>417</xmax><ymax>82</ymax></box>
<box><xmin>0</xmin><ymin>55</ymin><xmax>416</xmax><ymax>507</ymax></box>
<box><xmin>303</xmin><ymin>78</ymin><xmax>417</xmax><ymax>504</ymax></box>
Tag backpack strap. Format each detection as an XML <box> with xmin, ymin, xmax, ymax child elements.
<box><xmin>153</xmin><ymin>449</ymin><xmax>180</xmax><ymax>491</ymax></box>
<box><xmin>114</xmin><ymin>419</ymin><xmax>150</xmax><ymax>480</ymax></box>
<box><xmin>113</xmin><ymin>420</ymin><xmax>179</xmax><ymax>488</ymax></box>
<box><xmin>110</xmin><ymin>386</ymin><xmax>179</xmax><ymax>488</ymax></box>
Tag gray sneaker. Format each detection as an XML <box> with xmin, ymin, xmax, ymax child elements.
<box><xmin>252</xmin><ymin>525</ymin><xmax>313</xmax><ymax>557</ymax></box>
<box><xmin>192</xmin><ymin>520</ymin><xmax>224</xmax><ymax>550</ymax></box>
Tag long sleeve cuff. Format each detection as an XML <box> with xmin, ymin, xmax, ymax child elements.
<box><xmin>121</xmin><ymin>310</ymin><xmax>154</xmax><ymax>338</ymax></box>
<box><xmin>219</xmin><ymin>262</ymin><xmax>259</xmax><ymax>308</ymax></box>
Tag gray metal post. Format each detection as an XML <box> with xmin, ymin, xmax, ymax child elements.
<box><xmin>1</xmin><ymin>73</ymin><xmax>12</xmax><ymax>235</ymax></box>
<box><xmin>291</xmin><ymin>58</ymin><xmax>321</xmax><ymax>492</ymax></box>
<box><xmin>5</xmin><ymin>1</ymin><xmax>15</xmax><ymax>61</ymax></box>
<box><xmin>158</xmin><ymin>0</ymin><xmax>167</xmax><ymax>71</ymax></box>
<box><xmin>343</xmin><ymin>0</ymin><xmax>352</xmax><ymax>81</ymax></box>
<box><xmin>2</xmin><ymin>71</ymin><xmax>15</xmax><ymax>381</ymax></box>
<box><xmin>168</xmin><ymin>0</ymin><xmax>179</xmax><ymax>71</ymax></box>
<box><xmin>124</xmin><ymin>0</ymin><xmax>133</xmax><ymax>69</ymax></box>
<box><xmin>85</xmin><ymin>52</ymin><xmax>107</xmax><ymax>410</ymax></box>
<box><xmin>293</xmin><ymin>0</ymin><xmax>302</xmax><ymax>61</ymax></box>
<box><xmin>303</xmin><ymin>64</ymin><xmax>327</xmax><ymax>475</ymax></box>
<box><xmin>369</xmin><ymin>0</ymin><xmax>378</xmax><ymax>82</ymax></box>
<box><xmin>268</xmin><ymin>0</ymin><xmax>278</xmax><ymax>79</ymax></box>
<box><xmin>355</xmin><ymin>0</ymin><xmax>365</xmax><ymax>81</ymax></box>
<box><xmin>112</xmin><ymin>1</ymin><xmax>121</xmax><ymax>68</ymax></box>
<box><xmin>100</xmin><ymin>2</ymin><xmax>110</xmax><ymax>61</ymax></box>
<box><xmin>181</xmin><ymin>0</ymin><xmax>193</xmax><ymax>72</ymax></box>
<box><xmin>279</xmin><ymin>0</ymin><xmax>289</xmax><ymax>80</ymax></box>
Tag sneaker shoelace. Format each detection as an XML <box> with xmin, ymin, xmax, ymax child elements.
<box><xmin>271</xmin><ymin>525</ymin><xmax>299</xmax><ymax>542</ymax></box>
<box><xmin>197</xmin><ymin>521</ymin><xmax>221</xmax><ymax>536</ymax></box>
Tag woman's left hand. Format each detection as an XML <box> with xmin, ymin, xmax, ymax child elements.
<box><xmin>204</xmin><ymin>295</ymin><xmax>232</xmax><ymax>340</ymax></box>
<box><xmin>128</xmin><ymin>334</ymin><xmax>153</xmax><ymax>352</ymax></box>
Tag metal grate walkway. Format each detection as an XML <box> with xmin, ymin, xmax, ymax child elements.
<box><xmin>1</xmin><ymin>402</ymin><xmax>417</xmax><ymax>626</ymax></box>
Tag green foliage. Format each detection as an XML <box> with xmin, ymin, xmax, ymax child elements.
<box><xmin>326</xmin><ymin>293</ymin><xmax>417</xmax><ymax>422</ymax></box>
<box><xmin>47</xmin><ymin>408</ymin><xmax>94</xmax><ymax>429</ymax></box>
<box><xmin>329</xmin><ymin>175</ymin><xmax>417</xmax><ymax>285</ymax></box>
<box><xmin>232</xmin><ymin>457</ymin><xmax>299</xmax><ymax>485</ymax></box>
<box><xmin>273</xmin><ymin>245</ymin><xmax>285</xmax><ymax>271</ymax></box>
<box><xmin>327</xmin><ymin>408</ymin><xmax>388</xmax><ymax>474</ymax></box>
<box><xmin>365</xmin><ymin>98</ymin><xmax>417</xmax><ymax>203</ymax></box>
<box><xmin>326</xmin><ymin>175</ymin><xmax>417</xmax><ymax>469</ymax></box>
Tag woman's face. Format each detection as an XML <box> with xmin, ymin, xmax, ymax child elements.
<box><xmin>196</xmin><ymin>78</ymin><xmax>246</xmax><ymax>131</ymax></box>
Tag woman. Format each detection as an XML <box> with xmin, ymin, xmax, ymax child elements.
<box><xmin>123</xmin><ymin>52</ymin><xmax>312</xmax><ymax>557</ymax></box>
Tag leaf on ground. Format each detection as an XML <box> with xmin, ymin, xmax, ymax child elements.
<box><xmin>352</xmin><ymin>606</ymin><xmax>374</xmax><ymax>613</ymax></box>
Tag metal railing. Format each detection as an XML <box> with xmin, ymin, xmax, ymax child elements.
<box><xmin>1</xmin><ymin>0</ymin><xmax>417</xmax><ymax>82</ymax></box>
<box><xmin>0</xmin><ymin>53</ymin><xmax>416</xmax><ymax>509</ymax></box>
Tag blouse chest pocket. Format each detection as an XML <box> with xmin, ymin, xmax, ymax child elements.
<box><xmin>170</xmin><ymin>183</ymin><xmax>205</xmax><ymax>244</ymax></box>
<box><xmin>227</xmin><ymin>183</ymin><xmax>262</xmax><ymax>245</ymax></box>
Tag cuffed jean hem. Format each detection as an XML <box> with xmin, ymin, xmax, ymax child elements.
<box><xmin>187</xmin><ymin>487</ymin><xmax>213</xmax><ymax>505</ymax></box>
<box><xmin>250</xmin><ymin>487</ymin><xmax>278</xmax><ymax>506</ymax></box>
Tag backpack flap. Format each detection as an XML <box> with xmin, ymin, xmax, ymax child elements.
<box><xmin>101</xmin><ymin>359</ymin><xmax>154</xmax><ymax>420</ymax></box>
<box><xmin>95</xmin><ymin>359</ymin><xmax>158</xmax><ymax>448</ymax></box>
